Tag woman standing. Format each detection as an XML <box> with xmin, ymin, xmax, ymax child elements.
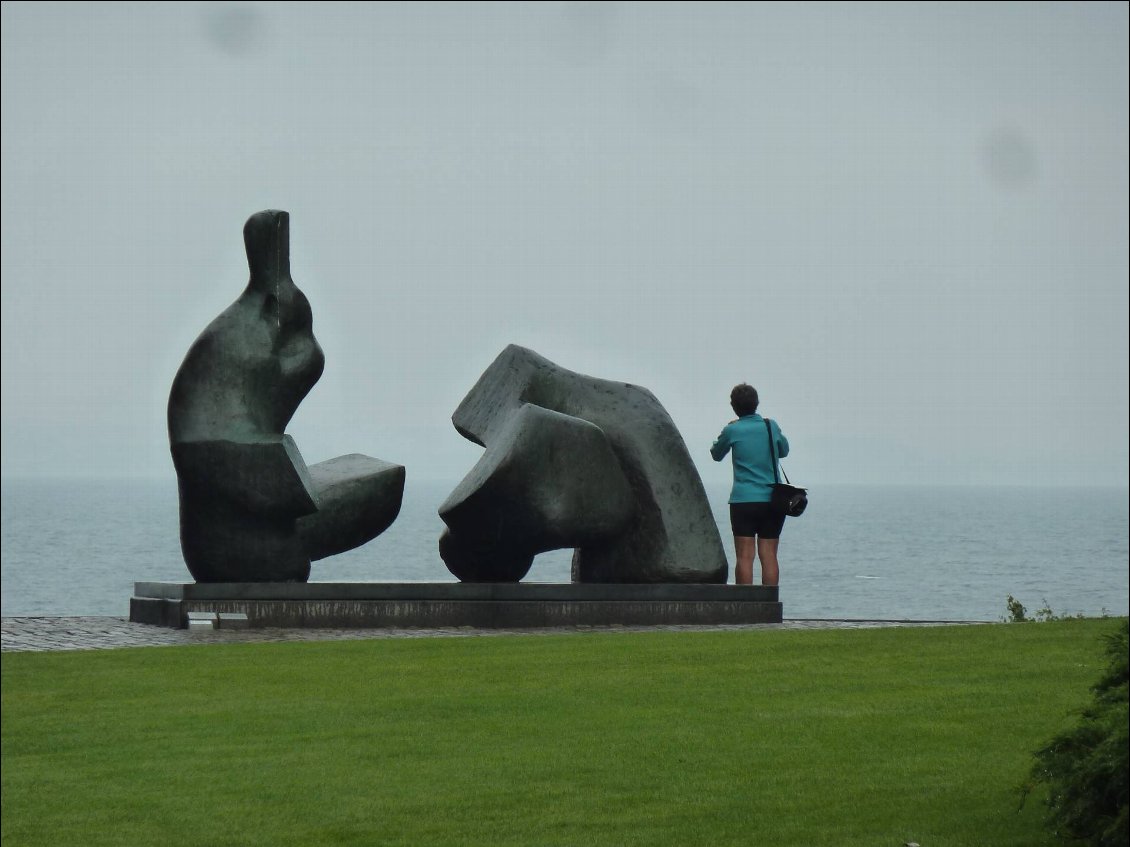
<box><xmin>710</xmin><ymin>383</ymin><xmax>790</xmax><ymax>586</ymax></box>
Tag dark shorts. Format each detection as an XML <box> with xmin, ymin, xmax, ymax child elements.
<box><xmin>729</xmin><ymin>502</ymin><xmax>785</xmax><ymax>540</ymax></box>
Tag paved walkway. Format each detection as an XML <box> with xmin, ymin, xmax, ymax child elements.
<box><xmin>1</xmin><ymin>616</ymin><xmax>987</xmax><ymax>653</ymax></box>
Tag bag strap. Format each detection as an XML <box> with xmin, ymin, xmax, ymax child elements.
<box><xmin>763</xmin><ymin>419</ymin><xmax>791</xmax><ymax>485</ymax></box>
<box><xmin>763</xmin><ymin>420</ymin><xmax>781</xmax><ymax>483</ymax></box>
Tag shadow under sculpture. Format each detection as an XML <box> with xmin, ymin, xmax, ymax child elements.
<box><xmin>439</xmin><ymin>345</ymin><xmax>728</xmax><ymax>583</ymax></box>
<box><xmin>168</xmin><ymin>210</ymin><xmax>404</xmax><ymax>582</ymax></box>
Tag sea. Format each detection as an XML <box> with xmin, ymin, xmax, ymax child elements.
<box><xmin>1</xmin><ymin>478</ymin><xmax>1127</xmax><ymax>622</ymax></box>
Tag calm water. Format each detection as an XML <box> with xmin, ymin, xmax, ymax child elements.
<box><xmin>1</xmin><ymin>478</ymin><xmax>1127</xmax><ymax>621</ymax></box>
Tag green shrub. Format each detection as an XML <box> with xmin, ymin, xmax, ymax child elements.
<box><xmin>1006</xmin><ymin>595</ymin><xmax>1030</xmax><ymax>622</ymax></box>
<box><xmin>1004</xmin><ymin>596</ymin><xmax>1105</xmax><ymax>624</ymax></box>
<box><xmin>1024</xmin><ymin>620</ymin><xmax>1129</xmax><ymax>846</ymax></box>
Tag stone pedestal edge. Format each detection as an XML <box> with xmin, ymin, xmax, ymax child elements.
<box><xmin>130</xmin><ymin>583</ymin><xmax>783</xmax><ymax>629</ymax></box>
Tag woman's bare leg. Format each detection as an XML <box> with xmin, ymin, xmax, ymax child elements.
<box><xmin>734</xmin><ymin>535</ymin><xmax>757</xmax><ymax>585</ymax></box>
<box><xmin>757</xmin><ymin>537</ymin><xmax>780</xmax><ymax>586</ymax></box>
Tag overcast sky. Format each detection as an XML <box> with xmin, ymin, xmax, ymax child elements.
<box><xmin>2</xmin><ymin>2</ymin><xmax>1127</xmax><ymax>490</ymax></box>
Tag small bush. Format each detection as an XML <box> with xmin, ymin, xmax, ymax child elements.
<box><xmin>1004</xmin><ymin>596</ymin><xmax>1100</xmax><ymax>624</ymax></box>
<box><xmin>1024</xmin><ymin>620</ymin><xmax>1129</xmax><ymax>846</ymax></box>
<box><xmin>1006</xmin><ymin>595</ymin><xmax>1029</xmax><ymax>622</ymax></box>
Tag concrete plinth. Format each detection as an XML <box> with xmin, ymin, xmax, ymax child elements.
<box><xmin>129</xmin><ymin>582</ymin><xmax>782</xmax><ymax>629</ymax></box>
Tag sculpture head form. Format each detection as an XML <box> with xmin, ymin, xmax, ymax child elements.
<box><xmin>243</xmin><ymin>209</ymin><xmax>291</xmax><ymax>286</ymax></box>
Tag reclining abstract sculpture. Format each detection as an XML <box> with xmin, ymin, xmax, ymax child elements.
<box><xmin>439</xmin><ymin>345</ymin><xmax>728</xmax><ymax>583</ymax></box>
<box><xmin>168</xmin><ymin>210</ymin><xmax>404</xmax><ymax>582</ymax></box>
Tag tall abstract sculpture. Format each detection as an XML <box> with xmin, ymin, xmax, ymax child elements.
<box><xmin>168</xmin><ymin>210</ymin><xmax>404</xmax><ymax>582</ymax></box>
<box><xmin>439</xmin><ymin>345</ymin><xmax>728</xmax><ymax>583</ymax></box>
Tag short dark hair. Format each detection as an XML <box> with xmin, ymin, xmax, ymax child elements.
<box><xmin>730</xmin><ymin>383</ymin><xmax>759</xmax><ymax>417</ymax></box>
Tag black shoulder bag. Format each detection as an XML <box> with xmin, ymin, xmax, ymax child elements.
<box><xmin>764</xmin><ymin>419</ymin><xmax>808</xmax><ymax>517</ymax></box>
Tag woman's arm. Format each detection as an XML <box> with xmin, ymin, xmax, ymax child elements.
<box><xmin>710</xmin><ymin>425</ymin><xmax>733</xmax><ymax>461</ymax></box>
<box><xmin>774</xmin><ymin>421</ymin><xmax>790</xmax><ymax>459</ymax></box>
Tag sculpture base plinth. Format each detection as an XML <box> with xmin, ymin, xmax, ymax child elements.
<box><xmin>130</xmin><ymin>582</ymin><xmax>782</xmax><ymax>629</ymax></box>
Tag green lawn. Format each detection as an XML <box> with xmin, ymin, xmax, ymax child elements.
<box><xmin>2</xmin><ymin>619</ymin><xmax>1120</xmax><ymax>847</ymax></box>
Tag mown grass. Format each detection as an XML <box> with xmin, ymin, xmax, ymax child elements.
<box><xmin>2</xmin><ymin>618</ymin><xmax>1120</xmax><ymax>846</ymax></box>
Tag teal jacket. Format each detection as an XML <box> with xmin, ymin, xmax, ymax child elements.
<box><xmin>710</xmin><ymin>414</ymin><xmax>790</xmax><ymax>503</ymax></box>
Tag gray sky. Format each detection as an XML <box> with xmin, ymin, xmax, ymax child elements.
<box><xmin>2</xmin><ymin>1</ymin><xmax>1127</xmax><ymax>489</ymax></box>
